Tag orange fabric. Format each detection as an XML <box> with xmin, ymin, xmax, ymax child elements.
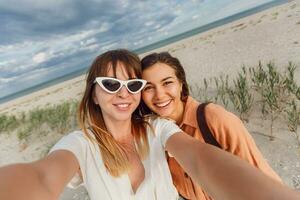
<box><xmin>167</xmin><ymin>96</ymin><xmax>281</xmax><ymax>200</ymax></box>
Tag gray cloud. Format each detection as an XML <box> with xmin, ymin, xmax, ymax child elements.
<box><xmin>0</xmin><ymin>0</ymin><xmax>277</xmax><ymax>99</ymax></box>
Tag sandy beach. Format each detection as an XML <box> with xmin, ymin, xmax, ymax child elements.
<box><xmin>0</xmin><ymin>1</ymin><xmax>299</xmax><ymax>199</ymax></box>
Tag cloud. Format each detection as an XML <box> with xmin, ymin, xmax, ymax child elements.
<box><xmin>0</xmin><ymin>0</ymin><xmax>276</xmax><ymax>99</ymax></box>
<box><xmin>33</xmin><ymin>52</ymin><xmax>47</xmax><ymax>64</ymax></box>
<box><xmin>0</xmin><ymin>76</ymin><xmax>16</xmax><ymax>84</ymax></box>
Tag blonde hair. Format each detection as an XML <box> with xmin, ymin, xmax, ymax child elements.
<box><xmin>78</xmin><ymin>49</ymin><xmax>149</xmax><ymax>177</ymax></box>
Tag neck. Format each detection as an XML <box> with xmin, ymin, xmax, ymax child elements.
<box><xmin>174</xmin><ymin>101</ymin><xmax>185</xmax><ymax>125</ymax></box>
<box><xmin>104</xmin><ymin>118</ymin><xmax>132</xmax><ymax>141</ymax></box>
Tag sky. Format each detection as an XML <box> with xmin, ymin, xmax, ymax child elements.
<box><xmin>0</xmin><ymin>0</ymin><xmax>279</xmax><ymax>100</ymax></box>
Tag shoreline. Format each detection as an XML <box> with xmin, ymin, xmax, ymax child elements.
<box><xmin>0</xmin><ymin>0</ymin><xmax>290</xmax><ymax>107</ymax></box>
<box><xmin>0</xmin><ymin>0</ymin><xmax>299</xmax><ymax>116</ymax></box>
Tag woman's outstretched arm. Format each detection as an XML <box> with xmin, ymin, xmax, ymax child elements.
<box><xmin>0</xmin><ymin>150</ymin><xmax>79</xmax><ymax>200</ymax></box>
<box><xmin>166</xmin><ymin>132</ymin><xmax>300</xmax><ymax>200</ymax></box>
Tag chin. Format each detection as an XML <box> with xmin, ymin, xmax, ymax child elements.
<box><xmin>115</xmin><ymin>116</ymin><xmax>132</xmax><ymax>121</ymax></box>
<box><xmin>111</xmin><ymin>111</ymin><xmax>132</xmax><ymax>121</ymax></box>
<box><xmin>156</xmin><ymin>110</ymin><xmax>172</xmax><ymax>118</ymax></box>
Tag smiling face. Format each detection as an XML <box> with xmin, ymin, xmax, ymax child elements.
<box><xmin>142</xmin><ymin>62</ymin><xmax>184</xmax><ymax>123</ymax></box>
<box><xmin>93</xmin><ymin>62</ymin><xmax>141</xmax><ymax>124</ymax></box>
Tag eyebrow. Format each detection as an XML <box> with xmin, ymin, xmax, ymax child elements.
<box><xmin>162</xmin><ymin>76</ymin><xmax>175</xmax><ymax>82</ymax></box>
<box><xmin>104</xmin><ymin>76</ymin><xmax>137</xmax><ymax>80</ymax></box>
<box><xmin>146</xmin><ymin>76</ymin><xmax>175</xmax><ymax>84</ymax></box>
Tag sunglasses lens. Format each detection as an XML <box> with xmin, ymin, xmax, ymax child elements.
<box><xmin>102</xmin><ymin>79</ymin><xmax>121</xmax><ymax>92</ymax></box>
<box><xmin>127</xmin><ymin>81</ymin><xmax>144</xmax><ymax>92</ymax></box>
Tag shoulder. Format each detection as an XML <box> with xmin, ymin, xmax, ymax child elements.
<box><xmin>57</xmin><ymin>130</ymin><xmax>88</xmax><ymax>145</ymax></box>
<box><xmin>65</xmin><ymin>130</ymin><xmax>86</xmax><ymax>139</ymax></box>
<box><xmin>147</xmin><ymin>117</ymin><xmax>181</xmax><ymax>144</ymax></box>
<box><xmin>149</xmin><ymin>116</ymin><xmax>178</xmax><ymax>130</ymax></box>
<box><xmin>205</xmin><ymin>103</ymin><xmax>239</xmax><ymax>124</ymax></box>
<box><xmin>203</xmin><ymin>104</ymin><xmax>251</xmax><ymax>147</ymax></box>
<box><xmin>205</xmin><ymin>103</ymin><xmax>227</xmax><ymax>115</ymax></box>
<box><xmin>49</xmin><ymin>130</ymin><xmax>92</xmax><ymax>156</ymax></box>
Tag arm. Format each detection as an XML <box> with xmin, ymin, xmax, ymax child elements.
<box><xmin>205</xmin><ymin>104</ymin><xmax>281</xmax><ymax>181</ymax></box>
<box><xmin>0</xmin><ymin>150</ymin><xmax>79</xmax><ymax>200</ymax></box>
<box><xmin>165</xmin><ymin>132</ymin><xmax>300</xmax><ymax>200</ymax></box>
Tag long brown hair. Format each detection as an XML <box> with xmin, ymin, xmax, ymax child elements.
<box><xmin>78</xmin><ymin>49</ymin><xmax>149</xmax><ymax>177</ymax></box>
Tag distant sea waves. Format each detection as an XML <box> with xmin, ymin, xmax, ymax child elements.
<box><xmin>0</xmin><ymin>0</ymin><xmax>288</xmax><ymax>105</ymax></box>
<box><xmin>0</xmin><ymin>68</ymin><xmax>87</xmax><ymax>104</ymax></box>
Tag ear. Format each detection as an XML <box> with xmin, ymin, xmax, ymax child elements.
<box><xmin>180</xmin><ymin>82</ymin><xmax>183</xmax><ymax>93</ymax></box>
<box><xmin>179</xmin><ymin>82</ymin><xmax>185</xmax><ymax>100</ymax></box>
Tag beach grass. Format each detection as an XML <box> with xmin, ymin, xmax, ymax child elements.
<box><xmin>228</xmin><ymin>66</ymin><xmax>253</xmax><ymax>122</ymax></box>
<box><xmin>0</xmin><ymin>101</ymin><xmax>79</xmax><ymax>142</ymax></box>
<box><xmin>0</xmin><ymin>61</ymin><xmax>299</xmax><ymax>143</ymax></box>
<box><xmin>0</xmin><ymin>114</ymin><xmax>19</xmax><ymax>132</ymax></box>
<box><xmin>285</xmin><ymin>100</ymin><xmax>300</xmax><ymax>146</ymax></box>
<box><xmin>190</xmin><ymin>61</ymin><xmax>300</xmax><ymax>141</ymax></box>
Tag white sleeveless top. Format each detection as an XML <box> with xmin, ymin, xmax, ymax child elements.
<box><xmin>50</xmin><ymin>118</ymin><xmax>181</xmax><ymax>200</ymax></box>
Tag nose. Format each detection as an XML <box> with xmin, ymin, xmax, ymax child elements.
<box><xmin>154</xmin><ymin>86</ymin><xmax>165</xmax><ymax>100</ymax></box>
<box><xmin>117</xmin><ymin>85</ymin><xmax>130</xmax><ymax>98</ymax></box>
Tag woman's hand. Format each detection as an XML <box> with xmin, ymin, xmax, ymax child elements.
<box><xmin>165</xmin><ymin>132</ymin><xmax>300</xmax><ymax>200</ymax></box>
<box><xmin>0</xmin><ymin>150</ymin><xmax>79</xmax><ymax>200</ymax></box>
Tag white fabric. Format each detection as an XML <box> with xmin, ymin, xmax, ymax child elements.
<box><xmin>50</xmin><ymin>118</ymin><xmax>181</xmax><ymax>200</ymax></box>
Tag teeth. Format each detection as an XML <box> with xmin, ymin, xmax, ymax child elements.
<box><xmin>155</xmin><ymin>100</ymin><xmax>171</xmax><ymax>108</ymax></box>
<box><xmin>116</xmin><ymin>104</ymin><xmax>129</xmax><ymax>108</ymax></box>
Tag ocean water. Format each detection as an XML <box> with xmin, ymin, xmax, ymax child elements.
<box><xmin>134</xmin><ymin>0</ymin><xmax>288</xmax><ymax>54</ymax></box>
<box><xmin>0</xmin><ymin>0</ymin><xmax>288</xmax><ymax>105</ymax></box>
